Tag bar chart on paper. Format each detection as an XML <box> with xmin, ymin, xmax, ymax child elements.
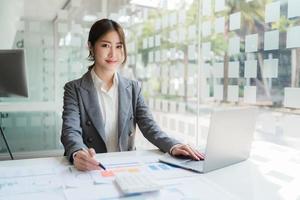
<box><xmin>90</xmin><ymin>161</ymin><xmax>197</xmax><ymax>183</ymax></box>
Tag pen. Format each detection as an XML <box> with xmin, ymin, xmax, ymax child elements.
<box><xmin>98</xmin><ymin>162</ymin><xmax>106</xmax><ymax>170</ymax></box>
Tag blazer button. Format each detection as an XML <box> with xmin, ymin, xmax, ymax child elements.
<box><xmin>86</xmin><ymin>120</ymin><xmax>92</xmax><ymax>126</ymax></box>
<box><xmin>87</xmin><ymin>137</ymin><xmax>93</xmax><ymax>143</ymax></box>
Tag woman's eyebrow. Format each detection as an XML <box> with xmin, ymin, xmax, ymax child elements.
<box><xmin>99</xmin><ymin>40</ymin><xmax>122</xmax><ymax>44</ymax></box>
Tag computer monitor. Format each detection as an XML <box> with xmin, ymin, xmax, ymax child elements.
<box><xmin>0</xmin><ymin>49</ymin><xmax>28</xmax><ymax>97</ymax></box>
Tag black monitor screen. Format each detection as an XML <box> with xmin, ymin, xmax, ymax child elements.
<box><xmin>0</xmin><ymin>49</ymin><xmax>28</xmax><ymax>97</ymax></box>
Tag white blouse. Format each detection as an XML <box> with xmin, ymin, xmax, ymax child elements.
<box><xmin>91</xmin><ymin>69</ymin><xmax>119</xmax><ymax>152</ymax></box>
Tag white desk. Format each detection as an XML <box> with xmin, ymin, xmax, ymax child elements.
<box><xmin>0</xmin><ymin>141</ymin><xmax>300</xmax><ymax>200</ymax></box>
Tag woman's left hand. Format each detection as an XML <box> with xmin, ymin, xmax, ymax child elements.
<box><xmin>171</xmin><ymin>144</ymin><xmax>205</xmax><ymax>161</ymax></box>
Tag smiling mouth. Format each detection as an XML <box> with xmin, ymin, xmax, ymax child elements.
<box><xmin>106</xmin><ymin>60</ymin><xmax>117</xmax><ymax>64</ymax></box>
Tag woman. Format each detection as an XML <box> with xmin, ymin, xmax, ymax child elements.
<box><xmin>61</xmin><ymin>19</ymin><xmax>204</xmax><ymax>171</ymax></box>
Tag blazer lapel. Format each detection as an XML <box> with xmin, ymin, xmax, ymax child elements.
<box><xmin>79</xmin><ymin>71</ymin><xmax>107</xmax><ymax>144</ymax></box>
<box><xmin>118</xmin><ymin>73</ymin><xmax>132</xmax><ymax>139</ymax></box>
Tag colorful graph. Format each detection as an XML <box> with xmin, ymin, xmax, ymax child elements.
<box><xmin>100</xmin><ymin>166</ymin><xmax>141</xmax><ymax>177</ymax></box>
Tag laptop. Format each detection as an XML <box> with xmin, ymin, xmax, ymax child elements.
<box><xmin>159</xmin><ymin>107</ymin><xmax>258</xmax><ymax>173</ymax></box>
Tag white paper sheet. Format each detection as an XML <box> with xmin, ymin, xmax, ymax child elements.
<box><xmin>3</xmin><ymin>189</ymin><xmax>66</xmax><ymax>200</ymax></box>
<box><xmin>64</xmin><ymin>184</ymin><xmax>120</xmax><ymax>200</ymax></box>
<box><xmin>0</xmin><ymin>165</ymin><xmax>62</xmax><ymax>197</ymax></box>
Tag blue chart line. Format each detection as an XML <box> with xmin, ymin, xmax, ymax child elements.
<box><xmin>148</xmin><ymin>163</ymin><xmax>173</xmax><ymax>171</ymax></box>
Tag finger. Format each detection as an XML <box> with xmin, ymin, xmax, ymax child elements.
<box><xmin>195</xmin><ymin>150</ymin><xmax>205</xmax><ymax>160</ymax></box>
<box><xmin>182</xmin><ymin>145</ymin><xmax>200</xmax><ymax>160</ymax></box>
<box><xmin>88</xmin><ymin>148</ymin><xmax>96</xmax><ymax>158</ymax></box>
<box><xmin>182</xmin><ymin>145</ymin><xmax>203</xmax><ymax>160</ymax></box>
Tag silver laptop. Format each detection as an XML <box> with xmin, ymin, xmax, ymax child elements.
<box><xmin>159</xmin><ymin>107</ymin><xmax>258</xmax><ymax>173</ymax></box>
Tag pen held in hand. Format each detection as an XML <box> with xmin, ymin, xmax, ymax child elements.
<box><xmin>98</xmin><ymin>162</ymin><xmax>106</xmax><ymax>170</ymax></box>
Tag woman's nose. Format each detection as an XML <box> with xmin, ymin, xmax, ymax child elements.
<box><xmin>108</xmin><ymin>47</ymin><xmax>116</xmax><ymax>57</ymax></box>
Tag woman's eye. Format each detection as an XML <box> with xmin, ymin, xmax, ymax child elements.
<box><xmin>116</xmin><ymin>45</ymin><xmax>123</xmax><ymax>49</ymax></box>
<box><xmin>101</xmin><ymin>44</ymin><xmax>110</xmax><ymax>48</ymax></box>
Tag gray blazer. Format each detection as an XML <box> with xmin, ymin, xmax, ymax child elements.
<box><xmin>61</xmin><ymin>70</ymin><xmax>180</xmax><ymax>162</ymax></box>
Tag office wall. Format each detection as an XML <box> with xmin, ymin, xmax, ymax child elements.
<box><xmin>1</xmin><ymin>0</ymin><xmax>300</xmax><ymax>159</ymax></box>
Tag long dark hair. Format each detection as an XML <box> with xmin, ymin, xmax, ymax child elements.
<box><xmin>88</xmin><ymin>18</ymin><xmax>127</xmax><ymax>70</ymax></box>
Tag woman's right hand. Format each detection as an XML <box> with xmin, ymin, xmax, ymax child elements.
<box><xmin>73</xmin><ymin>148</ymin><xmax>101</xmax><ymax>171</ymax></box>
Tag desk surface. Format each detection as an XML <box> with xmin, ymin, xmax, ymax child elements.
<box><xmin>1</xmin><ymin>141</ymin><xmax>300</xmax><ymax>200</ymax></box>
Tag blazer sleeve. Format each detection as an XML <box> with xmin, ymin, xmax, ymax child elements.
<box><xmin>61</xmin><ymin>82</ymin><xmax>87</xmax><ymax>162</ymax></box>
<box><xmin>133</xmin><ymin>81</ymin><xmax>181</xmax><ymax>153</ymax></box>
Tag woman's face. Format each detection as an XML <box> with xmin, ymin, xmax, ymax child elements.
<box><xmin>91</xmin><ymin>30</ymin><xmax>125</xmax><ymax>72</ymax></box>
